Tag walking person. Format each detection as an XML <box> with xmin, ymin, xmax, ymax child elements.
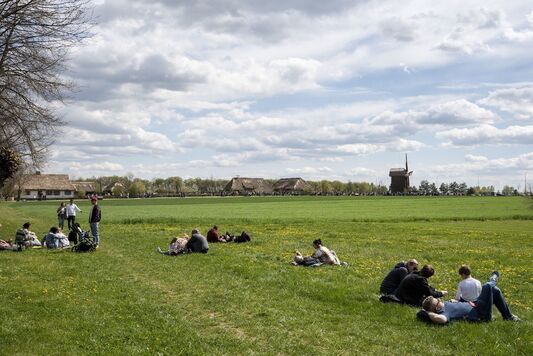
<box><xmin>56</xmin><ymin>202</ymin><xmax>67</xmax><ymax>230</ymax></box>
<box><xmin>89</xmin><ymin>196</ymin><xmax>101</xmax><ymax>247</ymax></box>
<box><xmin>66</xmin><ymin>199</ymin><xmax>82</xmax><ymax>230</ymax></box>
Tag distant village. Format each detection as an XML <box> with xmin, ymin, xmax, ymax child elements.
<box><xmin>2</xmin><ymin>157</ymin><xmax>528</xmax><ymax>200</ymax></box>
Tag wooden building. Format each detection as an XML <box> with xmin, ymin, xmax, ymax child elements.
<box><xmin>273</xmin><ymin>177</ymin><xmax>308</xmax><ymax>194</ymax></box>
<box><xmin>17</xmin><ymin>173</ymin><xmax>76</xmax><ymax>200</ymax></box>
<box><xmin>389</xmin><ymin>155</ymin><xmax>412</xmax><ymax>194</ymax></box>
<box><xmin>223</xmin><ymin>177</ymin><xmax>273</xmax><ymax>195</ymax></box>
<box><xmin>71</xmin><ymin>181</ymin><xmax>98</xmax><ymax>198</ymax></box>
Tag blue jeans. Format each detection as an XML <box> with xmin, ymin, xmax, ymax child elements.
<box><xmin>58</xmin><ymin>216</ymin><xmax>65</xmax><ymax>230</ymax></box>
<box><xmin>90</xmin><ymin>222</ymin><xmax>99</xmax><ymax>245</ymax></box>
<box><xmin>468</xmin><ymin>281</ymin><xmax>513</xmax><ymax>321</ymax></box>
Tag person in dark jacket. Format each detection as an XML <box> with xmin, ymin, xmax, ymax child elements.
<box><xmin>394</xmin><ymin>264</ymin><xmax>448</xmax><ymax>306</ymax></box>
<box><xmin>186</xmin><ymin>229</ymin><xmax>209</xmax><ymax>253</ymax></box>
<box><xmin>380</xmin><ymin>259</ymin><xmax>419</xmax><ymax>297</ymax></box>
<box><xmin>89</xmin><ymin>196</ymin><xmax>101</xmax><ymax>246</ymax></box>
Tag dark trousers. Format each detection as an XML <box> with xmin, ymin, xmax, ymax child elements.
<box><xmin>468</xmin><ymin>281</ymin><xmax>513</xmax><ymax>321</ymax></box>
<box><xmin>67</xmin><ymin>216</ymin><xmax>76</xmax><ymax>230</ymax></box>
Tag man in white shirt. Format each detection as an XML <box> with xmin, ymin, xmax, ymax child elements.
<box><xmin>66</xmin><ymin>199</ymin><xmax>82</xmax><ymax>230</ymax></box>
<box><xmin>455</xmin><ymin>265</ymin><xmax>482</xmax><ymax>302</ymax></box>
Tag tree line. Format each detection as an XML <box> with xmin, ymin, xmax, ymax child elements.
<box><xmin>69</xmin><ymin>175</ymin><xmax>527</xmax><ymax>197</ymax></box>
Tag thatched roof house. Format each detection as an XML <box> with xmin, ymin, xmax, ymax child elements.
<box><xmin>18</xmin><ymin>173</ymin><xmax>76</xmax><ymax>200</ymax></box>
<box><xmin>223</xmin><ymin>177</ymin><xmax>273</xmax><ymax>195</ymax></box>
<box><xmin>273</xmin><ymin>177</ymin><xmax>308</xmax><ymax>194</ymax></box>
<box><xmin>71</xmin><ymin>181</ymin><xmax>98</xmax><ymax>197</ymax></box>
<box><xmin>103</xmin><ymin>182</ymin><xmax>126</xmax><ymax>196</ymax></box>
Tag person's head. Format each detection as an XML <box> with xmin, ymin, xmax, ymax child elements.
<box><xmin>23</xmin><ymin>222</ymin><xmax>31</xmax><ymax>229</ymax></box>
<box><xmin>69</xmin><ymin>199</ymin><xmax>74</xmax><ymax>204</ymax></box>
<box><xmin>422</xmin><ymin>296</ymin><xmax>443</xmax><ymax>312</ymax></box>
<box><xmin>406</xmin><ymin>259</ymin><xmax>419</xmax><ymax>273</ymax></box>
<box><xmin>50</xmin><ymin>226</ymin><xmax>59</xmax><ymax>234</ymax></box>
<box><xmin>312</xmin><ymin>239</ymin><xmax>322</xmax><ymax>248</ymax></box>
<box><xmin>213</xmin><ymin>225</ymin><xmax>218</xmax><ymax>230</ymax></box>
<box><xmin>91</xmin><ymin>196</ymin><xmax>98</xmax><ymax>205</ymax></box>
<box><xmin>419</xmin><ymin>265</ymin><xmax>435</xmax><ymax>278</ymax></box>
<box><xmin>59</xmin><ymin>202</ymin><xmax>65</xmax><ymax>207</ymax></box>
<box><xmin>458</xmin><ymin>265</ymin><xmax>471</xmax><ymax>279</ymax></box>
<box><xmin>170</xmin><ymin>237</ymin><xmax>178</xmax><ymax>243</ymax></box>
<box><xmin>191</xmin><ymin>228</ymin><xmax>199</xmax><ymax>235</ymax></box>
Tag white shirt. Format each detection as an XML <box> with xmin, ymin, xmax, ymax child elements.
<box><xmin>66</xmin><ymin>203</ymin><xmax>81</xmax><ymax>217</ymax></box>
<box><xmin>456</xmin><ymin>277</ymin><xmax>482</xmax><ymax>302</ymax></box>
<box><xmin>312</xmin><ymin>245</ymin><xmax>340</xmax><ymax>265</ymax></box>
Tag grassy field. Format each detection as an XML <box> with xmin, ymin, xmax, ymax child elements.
<box><xmin>0</xmin><ymin>196</ymin><xmax>532</xmax><ymax>355</ymax></box>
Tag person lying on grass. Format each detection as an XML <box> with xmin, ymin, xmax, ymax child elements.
<box><xmin>157</xmin><ymin>235</ymin><xmax>189</xmax><ymax>256</ymax></box>
<box><xmin>394</xmin><ymin>264</ymin><xmax>448</xmax><ymax>306</ymax></box>
<box><xmin>292</xmin><ymin>239</ymin><xmax>341</xmax><ymax>266</ymax></box>
<box><xmin>379</xmin><ymin>259</ymin><xmax>419</xmax><ymax>302</ymax></box>
<box><xmin>420</xmin><ymin>271</ymin><xmax>521</xmax><ymax>324</ymax></box>
<box><xmin>0</xmin><ymin>239</ymin><xmax>14</xmax><ymax>250</ymax></box>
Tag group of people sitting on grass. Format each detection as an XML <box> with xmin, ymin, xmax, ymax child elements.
<box><xmin>156</xmin><ymin>225</ymin><xmax>251</xmax><ymax>256</ymax></box>
<box><xmin>0</xmin><ymin>222</ymin><xmax>71</xmax><ymax>251</ymax></box>
<box><xmin>379</xmin><ymin>260</ymin><xmax>521</xmax><ymax>324</ymax></box>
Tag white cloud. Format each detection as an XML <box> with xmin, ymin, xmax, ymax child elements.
<box><xmin>478</xmin><ymin>86</ymin><xmax>533</xmax><ymax>119</ymax></box>
<box><xmin>437</xmin><ymin>125</ymin><xmax>533</xmax><ymax>146</ymax></box>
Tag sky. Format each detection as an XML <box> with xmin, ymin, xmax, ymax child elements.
<box><xmin>46</xmin><ymin>0</ymin><xmax>533</xmax><ymax>191</ymax></box>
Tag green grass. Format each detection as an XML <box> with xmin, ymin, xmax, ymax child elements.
<box><xmin>0</xmin><ymin>196</ymin><xmax>532</xmax><ymax>355</ymax></box>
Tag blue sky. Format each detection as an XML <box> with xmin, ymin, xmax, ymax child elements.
<box><xmin>46</xmin><ymin>0</ymin><xmax>533</xmax><ymax>191</ymax></box>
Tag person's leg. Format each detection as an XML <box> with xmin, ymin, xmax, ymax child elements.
<box><xmin>67</xmin><ymin>216</ymin><xmax>73</xmax><ymax>229</ymax></box>
<box><xmin>473</xmin><ymin>281</ymin><xmax>495</xmax><ymax>321</ymax></box>
<box><xmin>90</xmin><ymin>222</ymin><xmax>99</xmax><ymax>245</ymax></box>
<box><xmin>491</xmin><ymin>286</ymin><xmax>513</xmax><ymax>319</ymax></box>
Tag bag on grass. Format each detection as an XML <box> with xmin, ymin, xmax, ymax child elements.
<box><xmin>234</xmin><ymin>231</ymin><xmax>251</xmax><ymax>243</ymax></box>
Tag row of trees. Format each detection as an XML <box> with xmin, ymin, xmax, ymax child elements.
<box><xmin>73</xmin><ymin>175</ymin><xmax>390</xmax><ymax>197</ymax></box>
<box><xmin>416</xmin><ymin>180</ymin><xmax>526</xmax><ymax>196</ymax></box>
<box><xmin>71</xmin><ymin>175</ymin><xmax>528</xmax><ymax>197</ymax></box>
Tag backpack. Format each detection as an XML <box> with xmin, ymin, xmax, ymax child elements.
<box><xmin>15</xmin><ymin>228</ymin><xmax>30</xmax><ymax>244</ymax></box>
<box><xmin>68</xmin><ymin>230</ymin><xmax>79</xmax><ymax>244</ymax></box>
<box><xmin>234</xmin><ymin>231</ymin><xmax>251</xmax><ymax>243</ymax></box>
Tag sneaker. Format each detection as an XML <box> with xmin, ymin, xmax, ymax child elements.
<box><xmin>507</xmin><ymin>315</ymin><xmax>521</xmax><ymax>322</ymax></box>
<box><xmin>489</xmin><ymin>270</ymin><xmax>500</xmax><ymax>283</ymax></box>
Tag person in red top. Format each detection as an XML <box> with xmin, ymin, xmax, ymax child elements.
<box><xmin>206</xmin><ymin>225</ymin><xmax>231</xmax><ymax>243</ymax></box>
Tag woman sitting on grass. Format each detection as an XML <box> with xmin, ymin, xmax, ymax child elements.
<box><xmin>157</xmin><ymin>235</ymin><xmax>189</xmax><ymax>256</ymax></box>
<box><xmin>292</xmin><ymin>239</ymin><xmax>342</xmax><ymax>266</ymax></box>
<box><xmin>43</xmin><ymin>227</ymin><xmax>70</xmax><ymax>249</ymax></box>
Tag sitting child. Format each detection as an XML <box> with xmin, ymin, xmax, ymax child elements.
<box><xmin>43</xmin><ymin>227</ymin><xmax>70</xmax><ymax>249</ymax></box>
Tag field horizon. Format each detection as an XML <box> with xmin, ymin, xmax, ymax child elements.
<box><xmin>1</xmin><ymin>196</ymin><xmax>531</xmax><ymax>355</ymax></box>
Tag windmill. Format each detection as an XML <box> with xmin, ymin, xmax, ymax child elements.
<box><xmin>389</xmin><ymin>154</ymin><xmax>413</xmax><ymax>194</ymax></box>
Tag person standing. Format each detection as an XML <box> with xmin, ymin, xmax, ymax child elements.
<box><xmin>56</xmin><ymin>202</ymin><xmax>67</xmax><ymax>230</ymax></box>
<box><xmin>89</xmin><ymin>196</ymin><xmax>101</xmax><ymax>246</ymax></box>
<box><xmin>66</xmin><ymin>199</ymin><xmax>82</xmax><ymax>230</ymax></box>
